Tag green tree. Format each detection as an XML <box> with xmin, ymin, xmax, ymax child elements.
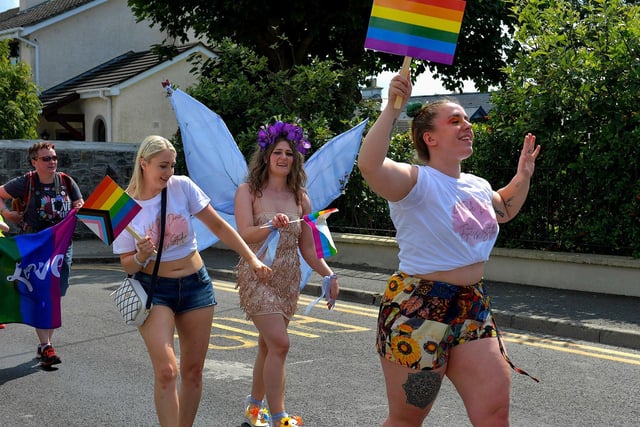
<box><xmin>128</xmin><ymin>0</ymin><xmax>519</xmax><ymax>92</ymax></box>
<box><xmin>468</xmin><ymin>0</ymin><xmax>640</xmax><ymax>256</ymax></box>
<box><xmin>0</xmin><ymin>40</ymin><xmax>41</xmax><ymax>139</ymax></box>
<box><xmin>186</xmin><ymin>39</ymin><xmax>371</xmax><ymax>157</ymax></box>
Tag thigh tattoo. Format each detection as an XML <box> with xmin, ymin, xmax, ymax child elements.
<box><xmin>402</xmin><ymin>369</ymin><xmax>442</xmax><ymax>409</ymax></box>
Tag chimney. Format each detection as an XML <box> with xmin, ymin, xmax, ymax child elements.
<box><xmin>20</xmin><ymin>1</ymin><xmax>48</xmax><ymax>11</ymax></box>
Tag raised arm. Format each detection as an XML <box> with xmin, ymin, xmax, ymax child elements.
<box><xmin>358</xmin><ymin>74</ymin><xmax>416</xmax><ymax>202</ymax></box>
<box><xmin>492</xmin><ymin>133</ymin><xmax>541</xmax><ymax>223</ymax></box>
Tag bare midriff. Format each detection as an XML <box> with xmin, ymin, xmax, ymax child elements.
<box><xmin>413</xmin><ymin>261</ymin><xmax>485</xmax><ymax>287</ymax></box>
<box><xmin>142</xmin><ymin>250</ymin><xmax>203</xmax><ymax>278</ymax></box>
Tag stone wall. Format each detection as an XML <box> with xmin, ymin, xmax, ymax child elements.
<box><xmin>0</xmin><ymin>139</ymin><xmax>139</xmax><ymax>238</ymax></box>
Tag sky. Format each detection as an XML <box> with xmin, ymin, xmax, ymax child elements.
<box><xmin>376</xmin><ymin>70</ymin><xmax>476</xmax><ymax>100</ymax></box>
<box><xmin>0</xmin><ymin>0</ymin><xmax>17</xmax><ymax>13</ymax></box>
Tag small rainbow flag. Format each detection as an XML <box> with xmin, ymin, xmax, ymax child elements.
<box><xmin>77</xmin><ymin>176</ymin><xmax>142</xmax><ymax>245</ymax></box>
<box><xmin>364</xmin><ymin>0</ymin><xmax>467</xmax><ymax>65</ymax></box>
<box><xmin>303</xmin><ymin>208</ymin><xmax>339</xmax><ymax>259</ymax></box>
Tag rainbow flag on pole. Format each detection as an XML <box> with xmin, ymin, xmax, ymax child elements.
<box><xmin>0</xmin><ymin>212</ymin><xmax>77</xmax><ymax>328</ymax></box>
<box><xmin>364</xmin><ymin>0</ymin><xmax>467</xmax><ymax>65</ymax></box>
<box><xmin>303</xmin><ymin>208</ymin><xmax>339</xmax><ymax>259</ymax></box>
<box><xmin>77</xmin><ymin>176</ymin><xmax>141</xmax><ymax>245</ymax></box>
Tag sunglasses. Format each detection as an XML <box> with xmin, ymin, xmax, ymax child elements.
<box><xmin>33</xmin><ymin>156</ymin><xmax>58</xmax><ymax>162</ymax></box>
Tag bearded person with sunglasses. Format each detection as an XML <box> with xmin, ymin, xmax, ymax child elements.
<box><xmin>0</xmin><ymin>141</ymin><xmax>84</xmax><ymax>368</ymax></box>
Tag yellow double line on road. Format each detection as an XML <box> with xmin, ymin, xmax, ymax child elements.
<box><xmin>503</xmin><ymin>332</ymin><xmax>640</xmax><ymax>366</ymax></box>
<box><xmin>77</xmin><ymin>267</ymin><xmax>640</xmax><ymax>365</ymax></box>
<box><xmin>215</xmin><ymin>281</ymin><xmax>640</xmax><ymax>365</ymax></box>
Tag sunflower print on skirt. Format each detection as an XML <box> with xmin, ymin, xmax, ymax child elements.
<box><xmin>376</xmin><ymin>272</ymin><xmax>496</xmax><ymax>370</ymax></box>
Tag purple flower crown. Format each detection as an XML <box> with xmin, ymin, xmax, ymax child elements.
<box><xmin>257</xmin><ymin>121</ymin><xmax>311</xmax><ymax>155</ymax></box>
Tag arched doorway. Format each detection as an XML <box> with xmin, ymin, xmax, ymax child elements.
<box><xmin>93</xmin><ymin>117</ymin><xmax>107</xmax><ymax>142</ymax></box>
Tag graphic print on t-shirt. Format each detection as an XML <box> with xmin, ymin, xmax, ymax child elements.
<box><xmin>451</xmin><ymin>198</ymin><xmax>498</xmax><ymax>246</ymax></box>
<box><xmin>144</xmin><ymin>213</ymin><xmax>189</xmax><ymax>250</ymax></box>
<box><xmin>36</xmin><ymin>184</ymin><xmax>71</xmax><ymax>224</ymax></box>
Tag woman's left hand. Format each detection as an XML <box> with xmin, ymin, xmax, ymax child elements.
<box><xmin>518</xmin><ymin>133</ymin><xmax>541</xmax><ymax>178</ymax></box>
<box><xmin>327</xmin><ymin>276</ymin><xmax>339</xmax><ymax>309</ymax></box>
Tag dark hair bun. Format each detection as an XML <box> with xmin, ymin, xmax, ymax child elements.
<box><xmin>406</xmin><ymin>102</ymin><xmax>423</xmax><ymax>118</ymax></box>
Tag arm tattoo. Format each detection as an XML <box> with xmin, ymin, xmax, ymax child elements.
<box><xmin>495</xmin><ymin>208</ymin><xmax>506</xmax><ymax>218</ymax></box>
<box><xmin>402</xmin><ymin>369</ymin><xmax>442</xmax><ymax>409</ymax></box>
<box><xmin>504</xmin><ymin>199</ymin><xmax>514</xmax><ymax>208</ymax></box>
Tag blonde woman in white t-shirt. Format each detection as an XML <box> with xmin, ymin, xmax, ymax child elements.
<box><xmin>113</xmin><ymin>135</ymin><xmax>271</xmax><ymax>427</ymax></box>
<box><xmin>358</xmin><ymin>74</ymin><xmax>540</xmax><ymax>427</ymax></box>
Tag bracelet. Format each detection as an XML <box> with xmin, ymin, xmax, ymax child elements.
<box><xmin>0</xmin><ymin>207</ymin><xmax>7</xmax><ymax>214</ymax></box>
<box><xmin>325</xmin><ymin>273</ymin><xmax>338</xmax><ymax>280</ymax></box>
<box><xmin>133</xmin><ymin>252</ymin><xmax>149</xmax><ymax>268</ymax></box>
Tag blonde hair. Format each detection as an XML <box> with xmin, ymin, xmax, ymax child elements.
<box><xmin>126</xmin><ymin>135</ymin><xmax>176</xmax><ymax>198</ymax></box>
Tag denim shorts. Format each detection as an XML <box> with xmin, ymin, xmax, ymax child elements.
<box><xmin>133</xmin><ymin>265</ymin><xmax>217</xmax><ymax>314</ymax></box>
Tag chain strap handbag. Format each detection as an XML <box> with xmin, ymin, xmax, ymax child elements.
<box><xmin>111</xmin><ymin>188</ymin><xmax>167</xmax><ymax>326</ymax></box>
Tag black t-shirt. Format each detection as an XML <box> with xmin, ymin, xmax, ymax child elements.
<box><xmin>4</xmin><ymin>172</ymin><xmax>82</xmax><ymax>232</ymax></box>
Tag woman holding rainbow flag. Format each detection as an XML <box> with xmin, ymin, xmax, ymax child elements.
<box><xmin>112</xmin><ymin>135</ymin><xmax>271</xmax><ymax>427</ymax></box>
<box><xmin>358</xmin><ymin>74</ymin><xmax>540</xmax><ymax>427</ymax></box>
<box><xmin>0</xmin><ymin>141</ymin><xmax>84</xmax><ymax>366</ymax></box>
<box><xmin>235</xmin><ymin>121</ymin><xmax>340</xmax><ymax>427</ymax></box>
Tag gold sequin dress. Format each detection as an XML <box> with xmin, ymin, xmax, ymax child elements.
<box><xmin>237</xmin><ymin>211</ymin><xmax>302</xmax><ymax>320</ymax></box>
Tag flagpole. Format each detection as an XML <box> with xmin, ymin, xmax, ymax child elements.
<box><xmin>394</xmin><ymin>56</ymin><xmax>412</xmax><ymax>109</ymax></box>
<box><xmin>126</xmin><ymin>225</ymin><xmax>143</xmax><ymax>241</ymax></box>
<box><xmin>258</xmin><ymin>218</ymin><xmax>304</xmax><ymax>229</ymax></box>
<box><xmin>126</xmin><ymin>225</ymin><xmax>158</xmax><ymax>254</ymax></box>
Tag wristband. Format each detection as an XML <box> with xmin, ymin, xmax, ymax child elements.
<box><xmin>326</xmin><ymin>273</ymin><xmax>338</xmax><ymax>280</ymax></box>
<box><xmin>133</xmin><ymin>252</ymin><xmax>150</xmax><ymax>268</ymax></box>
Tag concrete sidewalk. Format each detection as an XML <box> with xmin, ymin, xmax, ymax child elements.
<box><xmin>72</xmin><ymin>238</ymin><xmax>640</xmax><ymax>350</ymax></box>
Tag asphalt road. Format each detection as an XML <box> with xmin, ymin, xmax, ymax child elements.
<box><xmin>1</xmin><ymin>264</ymin><xmax>639</xmax><ymax>426</ymax></box>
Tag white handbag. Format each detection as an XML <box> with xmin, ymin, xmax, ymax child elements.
<box><xmin>111</xmin><ymin>277</ymin><xmax>150</xmax><ymax>326</ymax></box>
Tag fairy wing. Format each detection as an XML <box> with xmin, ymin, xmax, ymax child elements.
<box><xmin>298</xmin><ymin>119</ymin><xmax>368</xmax><ymax>288</ymax></box>
<box><xmin>166</xmin><ymin>85</ymin><xmax>368</xmax><ymax>288</ymax></box>
<box><xmin>166</xmin><ymin>87</ymin><xmax>247</xmax><ymax>250</ymax></box>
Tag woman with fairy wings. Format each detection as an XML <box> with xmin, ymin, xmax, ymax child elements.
<box><xmin>235</xmin><ymin>122</ymin><xmax>340</xmax><ymax>427</ymax></box>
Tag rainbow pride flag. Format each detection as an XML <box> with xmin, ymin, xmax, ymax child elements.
<box><xmin>77</xmin><ymin>176</ymin><xmax>141</xmax><ymax>245</ymax></box>
<box><xmin>364</xmin><ymin>0</ymin><xmax>467</xmax><ymax>65</ymax></box>
<box><xmin>0</xmin><ymin>212</ymin><xmax>77</xmax><ymax>328</ymax></box>
<box><xmin>303</xmin><ymin>208</ymin><xmax>339</xmax><ymax>259</ymax></box>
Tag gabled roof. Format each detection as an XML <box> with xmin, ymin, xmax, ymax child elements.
<box><xmin>0</xmin><ymin>0</ymin><xmax>95</xmax><ymax>31</ymax></box>
<box><xmin>40</xmin><ymin>43</ymin><xmax>213</xmax><ymax>112</ymax></box>
<box><xmin>411</xmin><ymin>92</ymin><xmax>493</xmax><ymax>115</ymax></box>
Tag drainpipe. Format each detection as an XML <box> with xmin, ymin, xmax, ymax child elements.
<box><xmin>0</xmin><ymin>28</ymin><xmax>40</xmax><ymax>87</ymax></box>
<box><xmin>98</xmin><ymin>89</ymin><xmax>112</xmax><ymax>142</ymax></box>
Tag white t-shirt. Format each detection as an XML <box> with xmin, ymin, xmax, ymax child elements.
<box><xmin>389</xmin><ymin>165</ymin><xmax>499</xmax><ymax>275</ymax></box>
<box><xmin>112</xmin><ymin>175</ymin><xmax>210</xmax><ymax>261</ymax></box>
